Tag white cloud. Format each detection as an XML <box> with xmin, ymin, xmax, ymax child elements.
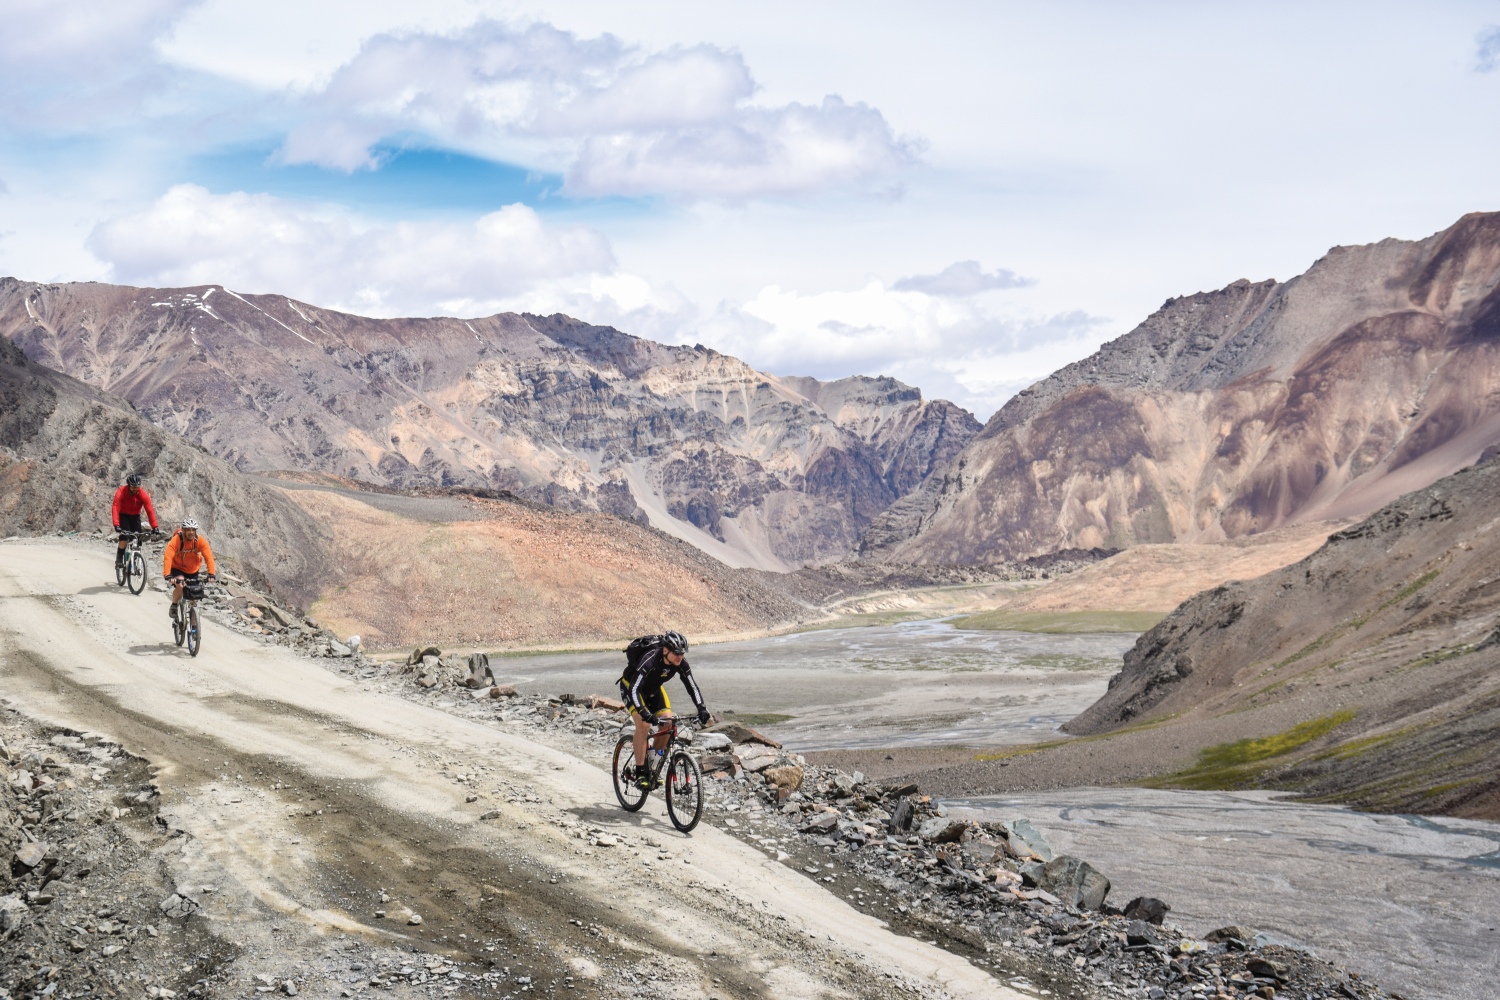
<box><xmin>893</xmin><ymin>260</ymin><xmax>1033</xmax><ymax>297</ymax></box>
<box><xmin>693</xmin><ymin>280</ymin><xmax>1103</xmax><ymax>418</ymax></box>
<box><xmin>86</xmin><ymin>184</ymin><xmax>615</xmax><ymax>316</ymax></box>
<box><xmin>278</xmin><ymin>19</ymin><xmax>918</xmax><ymax>200</ymax></box>
<box><xmin>1477</xmin><ymin>26</ymin><xmax>1500</xmax><ymax>72</ymax></box>
<box><xmin>0</xmin><ymin>0</ymin><xmax>202</xmax><ymax>127</ymax></box>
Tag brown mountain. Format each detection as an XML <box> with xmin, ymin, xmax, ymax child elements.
<box><xmin>0</xmin><ymin>334</ymin><xmax>331</xmax><ymax>605</ymax></box>
<box><xmin>0</xmin><ymin>280</ymin><xmax>978</xmax><ymax>571</ymax></box>
<box><xmin>862</xmin><ymin>212</ymin><xmax>1500</xmax><ymax>564</ymax></box>
<box><xmin>1062</xmin><ymin>451</ymin><xmax>1500</xmax><ymax>820</ymax></box>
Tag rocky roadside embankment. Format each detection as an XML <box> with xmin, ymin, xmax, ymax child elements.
<box><xmin>336</xmin><ymin>642</ymin><xmax>1400</xmax><ymax>1000</ymax></box>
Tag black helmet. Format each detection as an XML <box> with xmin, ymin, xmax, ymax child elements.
<box><xmin>126</xmin><ymin>473</ymin><xmax>143</xmax><ymax>487</ymax></box>
<box><xmin>662</xmin><ymin>630</ymin><xmax>688</xmax><ymax>654</ymax></box>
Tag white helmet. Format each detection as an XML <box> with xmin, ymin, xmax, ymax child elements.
<box><xmin>181</xmin><ymin>518</ymin><xmax>200</xmax><ymax>530</ymax></box>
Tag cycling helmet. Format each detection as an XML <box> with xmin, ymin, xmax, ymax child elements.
<box><xmin>126</xmin><ymin>473</ymin><xmax>143</xmax><ymax>487</ymax></box>
<box><xmin>662</xmin><ymin>630</ymin><xmax>688</xmax><ymax>654</ymax></box>
<box><xmin>181</xmin><ymin>517</ymin><xmax>200</xmax><ymax>531</ymax></box>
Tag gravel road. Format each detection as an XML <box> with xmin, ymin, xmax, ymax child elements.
<box><xmin>0</xmin><ymin>538</ymin><xmax>1025</xmax><ymax>1000</ymax></box>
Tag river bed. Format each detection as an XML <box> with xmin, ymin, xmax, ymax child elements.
<box><xmin>497</xmin><ymin>622</ymin><xmax>1500</xmax><ymax>1000</ymax></box>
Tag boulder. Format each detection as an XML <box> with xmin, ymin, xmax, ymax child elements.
<box><xmin>1017</xmin><ymin>860</ymin><xmax>1046</xmax><ymax>887</ymax></box>
<box><xmin>1037</xmin><ymin>855</ymin><xmax>1111</xmax><ymax>911</ymax></box>
<box><xmin>1246</xmin><ymin>957</ymin><xmax>1288</xmax><ymax>982</ymax></box>
<box><xmin>696</xmin><ymin>732</ymin><xmax>732</xmax><ymax>751</ymax></box>
<box><xmin>407</xmin><ymin>646</ymin><xmax>442</xmax><ymax>665</ymax></box>
<box><xmin>700</xmin><ymin>753</ymin><xmax>737</xmax><ymax>776</ymax></box>
<box><xmin>465</xmin><ymin>652</ymin><xmax>494</xmax><ymax>688</ymax></box>
<box><xmin>13</xmin><ymin>841</ymin><xmax>47</xmax><ymax>870</ymax></box>
<box><xmin>328</xmin><ymin>639</ymin><xmax>352</xmax><ymax>658</ymax></box>
<box><xmin>1004</xmin><ymin>818</ymin><xmax>1054</xmax><ymax>861</ymax></box>
<box><xmin>1124</xmin><ymin>896</ymin><xmax>1171</xmax><ymax>924</ymax></box>
<box><xmin>587</xmin><ymin>696</ymin><xmax>625</xmax><ymax>711</ymax></box>
<box><xmin>489</xmin><ymin>685</ymin><xmax>518</xmax><ymax>698</ymax></box>
<box><xmin>917</xmin><ymin>816</ymin><xmax>966</xmax><ymax>844</ymax></box>
<box><xmin>1125</xmin><ymin>920</ymin><xmax>1159</xmax><ymax>947</ymax></box>
<box><xmin>763</xmin><ymin>764</ymin><xmax>804</xmax><ymax>793</ymax></box>
<box><xmin>159</xmin><ymin>893</ymin><xmax>198</xmax><ymax>919</ymax></box>
<box><xmin>800</xmin><ymin>811</ymin><xmax>840</xmax><ymax>834</ymax></box>
<box><xmin>702</xmin><ymin>721</ymin><xmax>781</xmax><ymax>748</ymax></box>
<box><xmin>735</xmin><ymin>745</ymin><xmax>778</xmax><ymax>773</ymax></box>
<box><xmin>1206</xmin><ymin>925</ymin><xmax>1256</xmax><ymax>945</ymax></box>
<box><xmin>887</xmin><ymin>797</ymin><xmax>915</xmax><ymax>834</ymax></box>
<box><xmin>0</xmin><ymin>893</ymin><xmax>28</xmax><ymax>934</ymax></box>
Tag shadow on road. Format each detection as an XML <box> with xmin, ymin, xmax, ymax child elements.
<box><xmin>127</xmin><ymin>643</ymin><xmax>185</xmax><ymax>657</ymax></box>
<box><xmin>77</xmin><ymin>584</ymin><xmax>134</xmax><ymax>595</ymax></box>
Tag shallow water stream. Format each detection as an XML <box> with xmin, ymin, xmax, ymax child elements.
<box><xmin>501</xmin><ymin>622</ymin><xmax>1500</xmax><ymax>1000</ymax></box>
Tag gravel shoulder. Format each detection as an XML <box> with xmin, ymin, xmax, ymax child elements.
<box><xmin>0</xmin><ymin>537</ymin><xmax>1021</xmax><ymax>1000</ymax></box>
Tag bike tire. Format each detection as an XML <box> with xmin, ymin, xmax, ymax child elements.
<box><xmin>172</xmin><ymin>603</ymin><xmax>185</xmax><ymax>647</ymax></box>
<box><xmin>664</xmin><ymin>751</ymin><xmax>704</xmax><ymax>833</ymax></box>
<box><xmin>114</xmin><ymin>552</ymin><xmax>127</xmax><ymax>587</ymax></box>
<box><xmin>612</xmin><ymin>735</ymin><xmax>648</xmax><ymax>812</ymax></box>
<box><xmin>187</xmin><ymin>606</ymin><xmax>201</xmax><ymax>657</ymax></box>
<box><xmin>127</xmin><ymin>552</ymin><xmax>147</xmax><ymax>595</ymax></box>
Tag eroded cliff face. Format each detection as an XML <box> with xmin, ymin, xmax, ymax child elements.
<box><xmin>863</xmin><ymin>212</ymin><xmax>1500</xmax><ymax>563</ymax></box>
<box><xmin>1062</xmin><ymin>453</ymin><xmax>1500</xmax><ymax>819</ymax></box>
<box><xmin>0</xmin><ymin>336</ymin><xmax>332</xmax><ymax>607</ymax></box>
<box><xmin>0</xmin><ymin>285</ymin><xmax>979</xmax><ymax>570</ymax></box>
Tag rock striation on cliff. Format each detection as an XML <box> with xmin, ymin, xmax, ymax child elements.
<box><xmin>862</xmin><ymin>212</ymin><xmax>1500</xmax><ymax>564</ymax></box>
<box><xmin>1065</xmin><ymin>451</ymin><xmax>1500</xmax><ymax>819</ymax></box>
<box><xmin>0</xmin><ymin>335</ymin><xmax>331</xmax><ymax>607</ymax></box>
<box><xmin>0</xmin><ymin>283</ymin><xmax>979</xmax><ymax>571</ymax></box>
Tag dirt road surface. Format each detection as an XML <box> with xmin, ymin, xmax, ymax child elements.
<box><xmin>0</xmin><ymin>538</ymin><xmax>1024</xmax><ymax>1000</ymax></box>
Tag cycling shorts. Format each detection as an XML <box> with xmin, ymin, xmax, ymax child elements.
<box><xmin>117</xmin><ymin>513</ymin><xmax>142</xmax><ymax>535</ymax></box>
<box><xmin>619</xmin><ymin>680</ymin><xmax>670</xmax><ymax>718</ymax></box>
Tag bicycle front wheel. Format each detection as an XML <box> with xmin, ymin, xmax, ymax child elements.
<box><xmin>172</xmin><ymin>603</ymin><xmax>185</xmax><ymax>646</ymax></box>
<box><xmin>186</xmin><ymin>606</ymin><xmax>201</xmax><ymax>657</ymax></box>
<box><xmin>127</xmin><ymin>551</ymin><xmax>147</xmax><ymax>595</ymax></box>
<box><xmin>664</xmin><ymin>751</ymin><xmax>703</xmax><ymax>832</ymax></box>
<box><xmin>612</xmin><ymin>735</ymin><xmax>648</xmax><ymax>812</ymax></box>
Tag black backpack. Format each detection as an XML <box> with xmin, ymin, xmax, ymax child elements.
<box><xmin>622</xmin><ymin>635</ymin><xmax>663</xmax><ymax>680</ymax></box>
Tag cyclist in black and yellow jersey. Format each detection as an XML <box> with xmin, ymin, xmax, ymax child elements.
<box><xmin>619</xmin><ymin>631</ymin><xmax>710</xmax><ymax>790</ymax></box>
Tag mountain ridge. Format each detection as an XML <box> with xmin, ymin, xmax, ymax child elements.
<box><xmin>861</xmin><ymin>212</ymin><xmax>1500</xmax><ymax>564</ymax></box>
<box><xmin>1</xmin><ymin>279</ymin><xmax>979</xmax><ymax>572</ymax></box>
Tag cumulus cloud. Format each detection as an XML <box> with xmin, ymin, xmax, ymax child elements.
<box><xmin>1478</xmin><ymin>26</ymin><xmax>1500</xmax><ymax>72</ymax></box>
<box><xmin>694</xmin><ymin>281</ymin><xmax>1103</xmax><ymax>418</ymax></box>
<box><xmin>0</xmin><ymin>0</ymin><xmax>201</xmax><ymax>126</ymax></box>
<box><xmin>893</xmin><ymin>260</ymin><xmax>1034</xmax><ymax>297</ymax></box>
<box><xmin>279</xmin><ymin>19</ymin><xmax>918</xmax><ymax>200</ymax></box>
<box><xmin>87</xmin><ymin>184</ymin><xmax>615</xmax><ymax>316</ymax></box>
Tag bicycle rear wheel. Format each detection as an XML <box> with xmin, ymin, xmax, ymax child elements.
<box><xmin>186</xmin><ymin>606</ymin><xmax>201</xmax><ymax>657</ymax></box>
<box><xmin>127</xmin><ymin>551</ymin><xmax>147</xmax><ymax>595</ymax></box>
<box><xmin>612</xmin><ymin>735</ymin><xmax>648</xmax><ymax>812</ymax></box>
<box><xmin>664</xmin><ymin>751</ymin><xmax>703</xmax><ymax>832</ymax></box>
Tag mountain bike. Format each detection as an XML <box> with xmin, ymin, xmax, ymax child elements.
<box><xmin>612</xmin><ymin>717</ymin><xmax>704</xmax><ymax>832</ymax></box>
<box><xmin>115</xmin><ymin>530</ymin><xmax>156</xmax><ymax>595</ymax></box>
<box><xmin>170</xmin><ymin>571</ymin><xmax>210</xmax><ymax>657</ymax></box>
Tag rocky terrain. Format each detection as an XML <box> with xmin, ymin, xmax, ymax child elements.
<box><xmin>898</xmin><ymin>453</ymin><xmax>1500</xmax><ymax>826</ymax></box>
<box><xmin>0</xmin><ymin>335</ymin><xmax>331</xmax><ymax>607</ymax></box>
<box><xmin>0</xmin><ymin>280</ymin><xmax>979</xmax><ymax>570</ymax></box>
<box><xmin>863</xmin><ymin>211</ymin><xmax>1500</xmax><ymax>565</ymax></box>
<box><xmin>324</xmin><ymin>646</ymin><xmax>1399</xmax><ymax>1000</ymax></box>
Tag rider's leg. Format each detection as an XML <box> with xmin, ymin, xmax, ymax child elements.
<box><xmin>170</xmin><ymin>579</ymin><xmax>184</xmax><ymax>616</ymax></box>
<box><xmin>632</xmin><ymin>712</ymin><xmax>651</xmax><ymax>765</ymax></box>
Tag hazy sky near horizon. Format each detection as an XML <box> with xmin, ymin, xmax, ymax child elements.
<box><xmin>4</xmin><ymin>1</ymin><xmax>1500</xmax><ymax>418</ymax></box>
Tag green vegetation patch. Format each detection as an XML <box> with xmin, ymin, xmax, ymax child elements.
<box><xmin>974</xmin><ymin>739</ymin><xmax>1070</xmax><ymax>762</ymax></box>
<box><xmin>951</xmin><ymin>609</ymin><xmax>1165</xmax><ymax>634</ymax></box>
<box><xmin>722</xmin><ymin>712</ymin><xmax>795</xmax><ymax>727</ymax></box>
<box><xmin>1149</xmin><ymin>709</ymin><xmax>1357</xmax><ymax>790</ymax></box>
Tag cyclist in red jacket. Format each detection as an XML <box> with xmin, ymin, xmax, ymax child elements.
<box><xmin>111</xmin><ymin>474</ymin><xmax>159</xmax><ymax>569</ymax></box>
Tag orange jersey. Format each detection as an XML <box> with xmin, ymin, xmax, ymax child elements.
<box><xmin>163</xmin><ymin>531</ymin><xmax>217</xmax><ymax>577</ymax></box>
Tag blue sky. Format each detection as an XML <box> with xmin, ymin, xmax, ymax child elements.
<box><xmin>4</xmin><ymin>1</ymin><xmax>1500</xmax><ymax>418</ymax></box>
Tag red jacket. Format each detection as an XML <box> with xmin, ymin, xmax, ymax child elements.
<box><xmin>111</xmin><ymin>485</ymin><xmax>158</xmax><ymax>529</ymax></box>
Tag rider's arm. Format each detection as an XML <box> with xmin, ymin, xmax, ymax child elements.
<box><xmin>678</xmin><ymin>661</ymin><xmax>708</xmax><ymax>717</ymax></box>
<box><xmin>201</xmin><ymin>537</ymin><xmax>217</xmax><ymax>577</ymax></box>
<box><xmin>162</xmin><ymin>533</ymin><xmax>178</xmax><ymax>578</ymax></box>
<box><xmin>141</xmin><ymin>489</ymin><xmax>158</xmax><ymax>530</ymax></box>
<box><xmin>110</xmin><ymin>486</ymin><xmax>124</xmax><ymax>529</ymax></box>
